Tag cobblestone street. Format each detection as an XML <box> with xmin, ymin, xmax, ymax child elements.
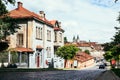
<box><xmin>0</xmin><ymin>69</ymin><xmax>105</xmax><ymax>80</ymax></box>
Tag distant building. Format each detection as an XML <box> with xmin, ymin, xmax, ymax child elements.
<box><xmin>67</xmin><ymin>37</ymin><xmax>105</xmax><ymax>59</ymax></box>
<box><xmin>76</xmin><ymin>41</ymin><xmax>105</xmax><ymax>59</ymax></box>
<box><xmin>65</xmin><ymin>52</ymin><xmax>94</xmax><ymax>69</ymax></box>
<box><xmin>74</xmin><ymin>52</ymin><xmax>94</xmax><ymax>68</ymax></box>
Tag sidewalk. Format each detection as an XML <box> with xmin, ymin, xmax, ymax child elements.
<box><xmin>95</xmin><ymin>70</ymin><xmax>120</xmax><ymax>80</ymax></box>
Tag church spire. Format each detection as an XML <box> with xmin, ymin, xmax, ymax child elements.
<box><xmin>76</xmin><ymin>35</ymin><xmax>79</xmax><ymax>42</ymax></box>
<box><xmin>73</xmin><ymin>36</ymin><xmax>75</xmax><ymax>42</ymax></box>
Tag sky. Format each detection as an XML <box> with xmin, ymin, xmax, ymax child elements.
<box><xmin>7</xmin><ymin>0</ymin><xmax>120</xmax><ymax>43</ymax></box>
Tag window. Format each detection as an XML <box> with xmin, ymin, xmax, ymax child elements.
<box><xmin>36</xmin><ymin>26</ymin><xmax>43</xmax><ymax>40</ymax></box>
<box><xmin>17</xmin><ymin>34</ymin><xmax>23</xmax><ymax>46</ymax></box>
<box><xmin>54</xmin><ymin>32</ymin><xmax>57</xmax><ymax>42</ymax></box>
<box><xmin>59</xmin><ymin>33</ymin><xmax>62</xmax><ymax>42</ymax></box>
<box><xmin>36</xmin><ymin>27</ymin><xmax>38</xmax><ymax>38</ymax></box>
<box><xmin>47</xmin><ymin>30</ymin><xmax>51</xmax><ymax>41</ymax></box>
<box><xmin>40</xmin><ymin>28</ymin><xmax>42</xmax><ymax>39</ymax></box>
<box><xmin>38</xmin><ymin>27</ymin><xmax>40</xmax><ymax>39</ymax></box>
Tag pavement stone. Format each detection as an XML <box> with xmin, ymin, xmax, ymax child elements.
<box><xmin>95</xmin><ymin>70</ymin><xmax>120</xmax><ymax>80</ymax></box>
<box><xmin>0</xmin><ymin>70</ymin><xmax>104</xmax><ymax>80</ymax></box>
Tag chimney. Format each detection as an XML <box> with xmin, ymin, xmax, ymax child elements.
<box><xmin>18</xmin><ymin>2</ymin><xmax>23</xmax><ymax>9</ymax></box>
<box><xmin>39</xmin><ymin>11</ymin><xmax>45</xmax><ymax>18</ymax></box>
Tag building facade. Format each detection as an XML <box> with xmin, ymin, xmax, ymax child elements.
<box><xmin>72</xmin><ymin>40</ymin><xmax>105</xmax><ymax>60</ymax></box>
<box><xmin>50</xmin><ymin>20</ymin><xmax>64</xmax><ymax>68</ymax></box>
<box><xmin>65</xmin><ymin>52</ymin><xmax>94</xmax><ymax>69</ymax></box>
<box><xmin>7</xmin><ymin>2</ymin><xmax>64</xmax><ymax>68</ymax></box>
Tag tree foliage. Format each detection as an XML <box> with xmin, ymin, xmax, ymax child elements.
<box><xmin>55</xmin><ymin>45</ymin><xmax>79</xmax><ymax>60</ymax></box>
<box><xmin>0</xmin><ymin>17</ymin><xmax>20</xmax><ymax>40</ymax></box>
<box><xmin>84</xmin><ymin>50</ymin><xmax>90</xmax><ymax>54</ymax></box>
<box><xmin>0</xmin><ymin>42</ymin><xmax>8</xmax><ymax>52</ymax></box>
<box><xmin>103</xmin><ymin>28</ymin><xmax>120</xmax><ymax>61</ymax></box>
<box><xmin>104</xmin><ymin>45</ymin><xmax>120</xmax><ymax>65</ymax></box>
<box><xmin>2</xmin><ymin>0</ymin><xmax>15</xmax><ymax>4</ymax></box>
<box><xmin>111</xmin><ymin>46</ymin><xmax>120</xmax><ymax>60</ymax></box>
<box><xmin>0</xmin><ymin>50</ymin><xmax>8</xmax><ymax>63</ymax></box>
<box><xmin>103</xmin><ymin>12</ymin><xmax>120</xmax><ymax>62</ymax></box>
<box><xmin>0</xmin><ymin>0</ymin><xmax>15</xmax><ymax>16</ymax></box>
<box><xmin>0</xmin><ymin>0</ymin><xmax>20</xmax><ymax>52</ymax></box>
<box><xmin>0</xmin><ymin>0</ymin><xmax>8</xmax><ymax>16</ymax></box>
<box><xmin>104</xmin><ymin>51</ymin><xmax>113</xmax><ymax>61</ymax></box>
<box><xmin>102</xmin><ymin>42</ymin><xmax>114</xmax><ymax>51</ymax></box>
<box><xmin>111</xmin><ymin>28</ymin><xmax>120</xmax><ymax>45</ymax></box>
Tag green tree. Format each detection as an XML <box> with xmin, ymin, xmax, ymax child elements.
<box><xmin>0</xmin><ymin>0</ymin><xmax>20</xmax><ymax>52</ymax></box>
<box><xmin>84</xmin><ymin>50</ymin><xmax>90</xmax><ymax>54</ymax></box>
<box><xmin>103</xmin><ymin>27</ymin><xmax>120</xmax><ymax>68</ymax></box>
<box><xmin>111</xmin><ymin>46</ymin><xmax>120</xmax><ymax>61</ymax></box>
<box><xmin>111</xmin><ymin>28</ymin><xmax>120</xmax><ymax>45</ymax></box>
<box><xmin>103</xmin><ymin>27</ymin><xmax>120</xmax><ymax>64</ymax></box>
<box><xmin>102</xmin><ymin>42</ymin><xmax>114</xmax><ymax>51</ymax></box>
<box><xmin>103</xmin><ymin>46</ymin><xmax>120</xmax><ymax>68</ymax></box>
<box><xmin>0</xmin><ymin>51</ymin><xmax>8</xmax><ymax>62</ymax></box>
<box><xmin>0</xmin><ymin>0</ymin><xmax>15</xmax><ymax>16</ymax></box>
<box><xmin>55</xmin><ymin>44</ymin><xmax>79</xmax><ymax>67</ymax></box>
<box><xmin>104</xmin><ymin>51</ymin><xmax>113</xmax><ymax>62</ymax></box>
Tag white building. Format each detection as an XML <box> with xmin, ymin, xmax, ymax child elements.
<box><xmin>7</xmin><ymin>2</ymin><xmax>64</xmax><ymax>68</ymax></box>
<box><xmin>50</xmin><ymin>20</ymin><xmax>64</xmax><ymax>68</ymax></box>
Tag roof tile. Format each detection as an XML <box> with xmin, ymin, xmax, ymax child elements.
<box><xmin>75</xmin><ymin>52</ymin><xmax>93</xmax><ymax>62</ymax></box>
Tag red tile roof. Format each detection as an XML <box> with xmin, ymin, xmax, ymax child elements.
<box><xmin>49</xmin><ymin>20</ymin><xmax>56</xmax><ymax>25</ymax></box>
<box><xmin>77</xmin><ymin>43</ymin><xmax>90</xmax><ymax>47</ymax></box>
<box><xmin>50</xmin><ymin>20</ymin><xmax>64</xmax><ymax>32</ymax></box>
<box><xmin>54</xmin><ymin>27</ymin><xmax>64</xmax><ymax>32</ymax></box>
<box><xmin>75</xmin><ymin>52</ymin><xmax>93</xmax><ymax>62</ymax></box>
<box><xmin>14</xmin><ymin>47</ymin><xmax>34</xmax><ymax>52</ymax></box>
<box><xmin>9</xmin><ymin>2</ymin><xmax>53</xmax><ymax>27</ymax></box>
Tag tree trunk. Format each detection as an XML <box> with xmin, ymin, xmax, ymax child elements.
<box><xmin>64</xmin><ymin>59</ymin><xmax>67</xmax><ymax>68</ymax></box>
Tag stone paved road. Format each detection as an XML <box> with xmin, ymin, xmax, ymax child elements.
<box><xmin>0</xmin><ymin>69</ymin><xmax>105</xmax><ymax>80</ymax></box>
